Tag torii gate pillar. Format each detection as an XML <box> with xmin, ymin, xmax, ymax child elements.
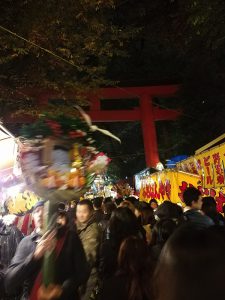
<box><xmin>140</xmin><ymin>94</ymin><xmax>159</xmax><ymax>167</ymax></box>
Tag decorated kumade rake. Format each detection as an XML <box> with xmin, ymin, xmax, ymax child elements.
<box><xmin>16</xmin><ymin>108</ymin><xmax>119</xmax><ymax>300</ymax></box>
<box><xmin>18</xmin><ymin>110</ymin><xmax>116</xmax><ymax>202</ymax></box>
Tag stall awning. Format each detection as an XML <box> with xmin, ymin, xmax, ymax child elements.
<box><xmin>0</xmin><ymin>123</ymin><xmax>16</xmax><ymax>176</ymax></box>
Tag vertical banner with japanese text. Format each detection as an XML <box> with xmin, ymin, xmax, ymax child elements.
<box><xmin>176</xmin><ymin>142</ymin><xmax>225</xmax><ymax>189</ymax></box>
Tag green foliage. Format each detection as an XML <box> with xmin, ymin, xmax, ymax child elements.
<box><xmin>0</xmin><ymin>0</ymin><xmax>138</xmax><ymax>113</ymax></box>
<box><xmin>20</xmin><ymin>113</ymin><xmax>90</xmax><ymax>140</ymax></box>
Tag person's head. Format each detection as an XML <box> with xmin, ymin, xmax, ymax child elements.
<box><xmin>150</xmin><ymin>199</ymin><xmax>158</xmax><ymax>210</ymax></box>
<box><xmin>93</xmin><ymin>197</ymin><xmax>103</xmax><ymax>210</ymax></box>
<box><xmin>183</xmin><ymin>187</ymin><xmax>202</xmax><ymax>209</ymax></box>
<box><xmin>202</xmin><ymin>197</ymin><xmax>217</xmax><ymax>215</ymax></box>
<box><xmin>103</xmin><ymin>201</ymin><xmax>116</xmax><ymax>216</ymax></box>
<box><xmin>154</xmin><ymin>225</ymin><xmax>225</xmax><ymax>300</ymax></box>
<box><xmin>58</xmin><ymin>202</ymin><xmax>66</xmax><ymax>212</ymax></box>
<box><xmin>155</xmin><ymin>201</ymin><xmax>183</xmax><ymax>221</ymax></box>
<box><xmin>119</xmin><ymin>200</ymin><xmax>135</xmax><ymax>213</ymax></box>
<box><xmin>118</xmin><ymin>236</ymin><xmax>153</xmax><ymax>300</ymax></box>
<box><xmin>126</xmin><ymin>196</ymin><xmax>139</xmax><ymax>207</ymax></box>
<box><xmin>103</xmin><ymin>197</ymin><xmax>113</xmax><ymax>204</ymax></box>
<box><xmin>115</xmin><ymin>197</ymin><xmax>123</xmax><ymax>207</ymax></box>
<box><xmin>56</xmin><ymin>211</ymin><xmax>68</xmax><ymax>227</ymax></box>
<box><xmin>32</xmin><ymin>200</ymin><xmax>44</xmax><ymax>231</ymax></box>
<box><xmin>109</xmin><ymin>207</ymin><xmax>140</xmax><ymax>247</ymax></box>
<box><xmin>150</xmin><ymin>218</ymin><xmax>177</xmax><ymax>246</ymax></box>
<box><xmin>141</xmin><ymin>206</ymin><xmax>155</xmax><ymax>226</ymax></box>
<box><xmin>76</xmin><ymin>199</ymin><xmax>93</xmax><ymax>223</ymax></box>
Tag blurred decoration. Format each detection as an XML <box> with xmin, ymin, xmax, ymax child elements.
<box><xmin>114</xmin><ymin>181</ymin><xmax>134</xmax><ymax>198</ymax></box>
<box><xmin>156</xmin><ymin>162</ymin><xmax>164</xmax><ymax>171</ymax></box>
<box><xmin>18</xmin><ymin>112</ymin><xmax>114</xmax><ymax>202</ymax></box>
<box><xmin>84</xmin><ymin>174</ymin><xmax>116</xmax><ymax>199</ymax></box>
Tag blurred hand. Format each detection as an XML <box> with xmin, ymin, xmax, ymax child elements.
<box><xmin>33</xmin><ymin>230</ymin><xmax>56</xmax><ymax>260</ymax></box>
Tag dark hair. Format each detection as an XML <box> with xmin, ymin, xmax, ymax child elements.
<box><xmin>93</xmin><ymin>197</ymin><xmax>103</xmax><ymax>209</ymax></box>
<box><xmin>150</xmin><ymin>199</ymin><xmax>158</xmax><ymax>206</ymax></box>
<box><xmin>119</xmin><ymin>200</ymin><xmax>135</xmax><ymax>213</ymax></box>
<box><xmin>125</xmin><ymin>196</ymin><xmax>139</xmax><ymax>207</ymax></box>
<box><xmin>118</xmin><ymin>236</ymin><xmax>153</xmax><ymax>300</ymax></box>
<box><xmin>109</xmin><ymin>207</ymin><xmax>140</xmax><ymax>248</ymax></box>
<box><xmin>57</xmin><ymin>211</ymin><xmax>69</xmax><ymax>227</ymax></box>
<box><xmin>103</xmin><ymin>201</ymin><xmax>116</xmax><ymax>213</ymax></box>
<box><xmin>141</xmin><ymin>206</ymin><xmax>155</xmax><ymax>226</ymax></box>
<box><xmin>154</xmin><ymin>225</ymin><xmax>225</xmax><ymax>300</ymax></box>
<box><xmin>183</xmin><ymin>187</ymin><xmax>201</xmax><ymax>206</ymax></box>
<box><xmin>155</xmin><ymin>201</ymin><xmax>183</xmax><ymax>221</ymax></box>
<box><xmin>202</xmin><ymin>197</ymin><xmax>225</xmax><ymax>226</ymax></box>
<box><xmin>77</xmin><ymin>199</ymin><xmax>93</xmax><ymax>211</ymax></box>
<box><xmin>58</xmin><ymin>202</ymin><xmax>66</xmax><ymax>212</ymax></box>
<box><xmin>202</xmin><ymin>196</ymin><xmax>216</xmax><ymax>213</ymax></box>
<box><xmin>103</xmin><ymin>197</ymin><xmax>113</xmax><ymax>204</ymax></box>
<box><xmin>139</xmin><ymin>201</ymin><xmax>151</xmax><ymax>209</ymax></box>
<box><xmin>115</xmin><ymin>197</ymin><xmax>123</xmax><ymax>207</ymax></box>
<box><xmin>150</xmin><ymin>219</ymin><xmax>177</xmax><ymax>246</ymax></box>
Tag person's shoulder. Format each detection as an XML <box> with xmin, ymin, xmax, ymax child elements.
<box><xmin>86</xmin><ymin>221</ymin><xmax>100</xmax><ymax>232</ymax></box>
<box><xmin>202</xmin><ymin>214</ymin><xmax>214</xmax><ymax>225</ymax></box>
<box><xmin>86</xmin><ymin>222</ymin><xmax>101</xmax><ymax>238</ymax></box>
<box><xmin>17</xmin><ymin>233</ymin><xmax>35</xmax><ymax>247</ymax></box>
<box><xmin>19</xmin><ymin>234</ymin><xmax>32</xmax><ymax>242</ymax></box>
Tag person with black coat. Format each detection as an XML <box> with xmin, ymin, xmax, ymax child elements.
<box><xmin>4</xmin><ymin>201</ymin><xmax>89</xmax><ymax>300</ymax></box>
<box><xmin>0</xmin><ymin>214</ymin><xmax>23</xmax><ymax>300</ymax></box>
<box><xmin>99</xmin><ymin>207</ymin><xmax>143</xmax><ymax>280</ymax></box>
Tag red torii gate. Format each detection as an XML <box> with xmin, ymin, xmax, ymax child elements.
<box><xmin>88</xmin><ymin>85</ymin><xmax>181</xmax><ymax>167</ymax></box>
<box><xmin>5</xmin><ymin>84</ymin><xmax>181</xmax><ymax>168</ymax></box>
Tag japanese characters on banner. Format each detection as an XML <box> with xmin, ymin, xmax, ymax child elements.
<box><xmin>139</xmin><ymin>170</ymin><xmax>200</xmax><ymax>205</ymax></box>
<box><xmin>176</xmin><ymin>142</ymin><xmax>225</xmax><ymax>189</ymax></box>
<box><xmin>139</xmin><ymin>170</ymin><xmax>225</xmax><ymax>212</ymax></box>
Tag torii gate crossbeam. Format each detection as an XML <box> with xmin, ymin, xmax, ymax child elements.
<box><xmin>4</xmin><ymin>85</ymin><xmax>181</xmax><ymax>168</ymax></box>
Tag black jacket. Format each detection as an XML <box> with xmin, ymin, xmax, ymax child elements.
<box><xmin>0</xmin><ymin>223</ymin><xmax>23</xmax><ymax>300</ymax></box>
<box><xmin>5</xmin><ymin>228</ymin><xmax>89</xmax><ymax>300</ymax></box>
<box><xmin>184</xmin><ymin>209</ymin><xmax>214</xmax><ymax>229</ymax></box>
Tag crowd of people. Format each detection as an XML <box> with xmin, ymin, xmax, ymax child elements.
<box><xmin>1</xmin><ymin>186</ymin><xmax>225</xmax><ymax>300</ymax></box>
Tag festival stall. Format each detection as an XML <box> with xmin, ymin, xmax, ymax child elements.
<box><xmin>176</xmin><ymin>135</ymin><xmax>225</xmax><ymax>211</ymax></box>
<box><xmin>84</xmin><ymin>175</ymin><xmax>117</xmax><ymax>199</ymax></box>
<box><xmin>139</xmin><ymin>169</ymin><xmax>200</xmax><ymax>205</ymax></box>
<box><xmin>139</xmin><ymin>134</ymin><xmax>225</xmax><ymax>212</ymax></box>
<box><xmin>0</xmin><ymin>123</ymin><xmax>40</xmax><ymax>235</ymax></box>
<box><xmin>0</xmin><ymin>124</ymin><xmax>17</xmax><ymax>178</ymax></box>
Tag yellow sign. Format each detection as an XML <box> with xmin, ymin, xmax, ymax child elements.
<box><xmin>139</xmin><ymin>169</ymin><xmax>225</xmax><ymax>212</ymax></box>
<box><xmin>5</xmin><ymin>190</ymin><xmax>41</xmax><ymax>215</ymax></box>
<box><xmin>140</xmin><ymin>170</ymin><xmax>200</xmax><ymax>205</ymax></box>
<box><xmin>176</xmin><ymin>142</ymin><xmax>225</xmax><ymax>189</ymax></box>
